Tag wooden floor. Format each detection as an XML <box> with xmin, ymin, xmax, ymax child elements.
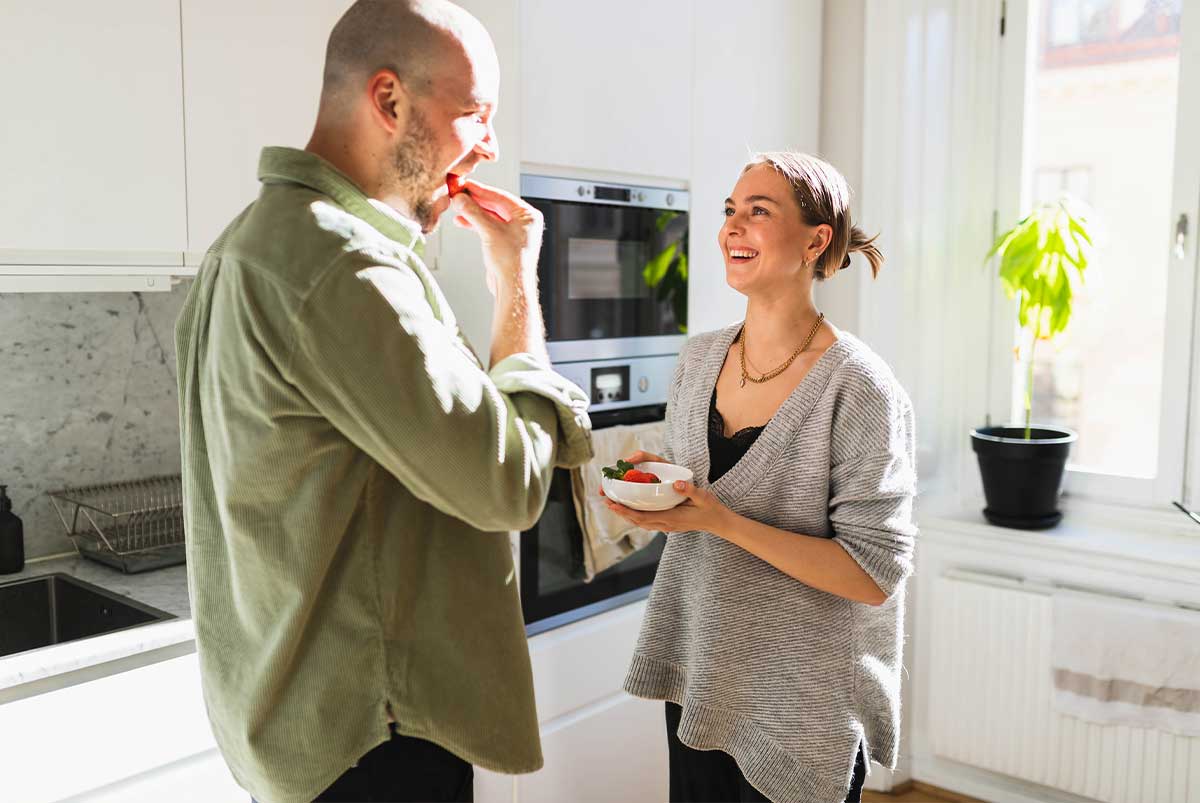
<box><xmin>863</xmin><ymin>780</ymin><xmax>989</xmax><ymax>803</ymax></box>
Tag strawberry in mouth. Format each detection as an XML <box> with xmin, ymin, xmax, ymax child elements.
<box><xmin>446</xmin><ymin>173</ymin><xmax>466</xmax><ymax>198</ymax></box>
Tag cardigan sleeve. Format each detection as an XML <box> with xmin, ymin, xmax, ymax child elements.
<box><xmin>827</xmin><ymin>367</ymin><xmax>918</xmax><ymax>600</ymax></box>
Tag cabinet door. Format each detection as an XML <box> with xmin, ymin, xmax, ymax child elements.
<box><xmin>519</xmin><ymin>0</ymin><xmax>693</xmax><ymax>180</ymax></box>
<box><xmin>0</xmin><ymin>1</ymin><xmax>187</xmax><ymax>260</ymax></box>
<box><xmin>0</xmin><ymin>651</ymin><xmax>234</xmax><ymax>802</ymax></box>
<box><xmin>518</xmin><ymin>694</ymin><xmax>668</xmax><ymax>803</ymax></box>
<box><xmin>181</xmin><ymin>0</ymin><xmax>352</xmax><ymax>257</ymax></box>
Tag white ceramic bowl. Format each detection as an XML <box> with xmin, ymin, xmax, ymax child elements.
<box><xmin>601</xmin><ymin>462</ymin><xmax>694</xmax><ymax>511</ymax></box>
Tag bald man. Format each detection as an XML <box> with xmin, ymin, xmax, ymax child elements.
<box><xmin>174</xmin><ymin>2</ymin><xmax>593</xmax><ymax>801</ymax></box>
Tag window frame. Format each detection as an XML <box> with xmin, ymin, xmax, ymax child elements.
<box><xmin>989</xmin><ymin>0</ymin><xmax>1200</xmax><ymax>509</ymax></box>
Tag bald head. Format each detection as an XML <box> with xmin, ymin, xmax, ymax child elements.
<box><xmin>320</xmin><ymin>0</ymin><xmax>495</xmax><ymax>109</ymax></box>
<box><xmin>308</xmin><ymin>0</ymin><xmax>500</xmax><ymax>232</ymax></box>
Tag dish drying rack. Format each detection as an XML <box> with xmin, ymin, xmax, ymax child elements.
<box><xmin>47</xmin><ymin>475</ymin><xmax>185</xmax><ymax>574</ymax></box>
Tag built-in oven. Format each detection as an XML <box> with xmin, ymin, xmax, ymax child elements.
<box><xmin>519</xmin><ymin>175</ymin><xmax>688</xmax><ymax>635</ymax></box>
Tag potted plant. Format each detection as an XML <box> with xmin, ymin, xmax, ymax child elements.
<box><xmin>971</xmin><ymin>196</ymin><xmax>1097</xmax><ymax>529</ymax></box>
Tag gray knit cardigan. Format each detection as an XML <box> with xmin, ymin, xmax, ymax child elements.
<box><xmin>623</xmin><ymin>323</ymin><xmax>918</xmax><ymax>803</ymax></box>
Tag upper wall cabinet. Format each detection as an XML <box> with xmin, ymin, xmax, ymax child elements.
<box><xmin>0</xmin><ymin>2</ymin><xmax>188</xmax><ymax>262</ymax></box>
<box><xmin>519</xmin><ymin>0</ymin><xmax>693</xmax><ymax>181</ymax></box>
<box><xmin>181</xmin><ymin>0</ymin><xmax>352</xmax><ymax>258</ymax></box>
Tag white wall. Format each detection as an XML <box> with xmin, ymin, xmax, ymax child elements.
<box><xmin>685</xmin><ymin>0</ymin><xmax>825</xmax><ymax>336</ymax></box>
<box><xmin>431</xmin><ymin>0</ymin><xmax>522</xmax><ymax>358</ymax></box>
<box><xmin>815</xmin><ymin>0</ymin><xmax>868</xmax><ymax>336</ymax></box>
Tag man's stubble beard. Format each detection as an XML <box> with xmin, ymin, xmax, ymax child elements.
<box><xmin>392</xmin><ymin>106</ymin><xmax>440</xmax><ymax>233</ymax></box>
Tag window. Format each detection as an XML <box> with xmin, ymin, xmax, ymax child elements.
<box><xmin>996</xmin><ymin>0</ymin><xmax>1200</xmax><ymax>506</ymax></box>
<box><xmin>1044</xmin><ymin>0</ymin><xmax>1182</xmax><ymax>65</ymax></box>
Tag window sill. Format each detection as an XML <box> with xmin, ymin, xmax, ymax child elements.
<box><xmin>916</xmin><ymin>492</ymin><xmax>1200</xmax><ymax>578</ymax></box>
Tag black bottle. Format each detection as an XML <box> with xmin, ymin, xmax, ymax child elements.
<box><xmin>0</xmin><ymin>485</ymin><xmax>25</xmax><ymax>574</ymax></box>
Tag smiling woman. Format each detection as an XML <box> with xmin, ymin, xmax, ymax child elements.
<box><xmin>722</xmin><ymin>152</ymin><xmax>883</xmax><ymax>287</ymax></box>
<box><xmin>605</xmin><ymin>152</ymin><xmax>917</xmax><ymax>803</ymax></box>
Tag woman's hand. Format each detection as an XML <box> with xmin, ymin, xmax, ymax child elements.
<box><xmin>626</xmin><ymin>450</ymin><xmax>665</xmax><ymax>465</ymax></box>
<box><xmin>602</xmin><ymin>480</ymin><xmax>733</xmax><ymax>536</ymax></box>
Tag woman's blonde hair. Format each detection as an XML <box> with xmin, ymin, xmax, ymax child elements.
<box><xmin>744</xmin><ymin>151</ymin><xmax>883</xmax><ymax>280</ymax></box>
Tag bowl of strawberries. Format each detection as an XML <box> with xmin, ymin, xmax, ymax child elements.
<box><xmin>600</xmin><ymin>459</ymin><xmax>694</xmax><ymax>512</ymax></box>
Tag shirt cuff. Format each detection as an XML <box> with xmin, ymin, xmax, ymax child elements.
<box><xmin>489</xmin><ymin>353</ymin><xmax>595</xmax><ymax>468</ymax></box>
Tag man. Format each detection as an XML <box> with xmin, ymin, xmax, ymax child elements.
<box><xmin>174</xmin><ymin>2</ymin><xmax>592</xmax><ymax>801</ymax></box>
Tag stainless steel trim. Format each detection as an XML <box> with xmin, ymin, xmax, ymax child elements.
<box><xmin>521</xmin><ymin>174</ymin><xmax>690</xmax><ymax>211</ymax></box>
<box><xmin>547</xmin><ymin>335</ymin><xmax>687</xmax><ymax>364</ymax></box>
<box><xmin>525</xmin><ymin>585</ymin><xmax>652</xmax><ymax>637</ymax></box>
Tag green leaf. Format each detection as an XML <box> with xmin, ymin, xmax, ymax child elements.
<box><xmin>655</xmin><ymin>210</ymin><xmax>681</xmax><ymax>233</ymax></box>
<box><xmin>988</xmin><ymin>221</ymin><xmax>1037</xmax><ymax>262</ymax></box>
<box><xmin>642</xmin><ymin>242</ymin><xmax>677</xmax><ymax>288</ymax></box>
<box><xmin>989</xmin><ymin>195</ymin><xmax>1100</xmax><ymax>417</ymax></box>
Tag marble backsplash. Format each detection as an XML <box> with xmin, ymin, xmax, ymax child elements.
<box><xmin>0</xmin><ymin>283</ymin><xmax>191</xmax><ymax>559</ymax></box>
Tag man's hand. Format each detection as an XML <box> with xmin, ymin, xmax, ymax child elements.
<box><xmin>452</xmin><ymin>180</ymin><xmax>543</xmax><ymax>298</ymax></box>
<box><xmin>451</xmin><ymin>179</ymin><xmax>549</xmax><ymax>367</ymax></box>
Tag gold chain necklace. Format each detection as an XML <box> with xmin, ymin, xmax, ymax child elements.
<box><xmin>738</xmin><ymin>312</ymin><xmax>825</xmax><ymax>388</ymax></box>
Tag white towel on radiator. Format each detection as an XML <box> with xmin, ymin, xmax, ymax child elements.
<box><xmin>1051</xmin><ymin>592</ymin><xmax>1200</xmax><ymax>736</ymax></box>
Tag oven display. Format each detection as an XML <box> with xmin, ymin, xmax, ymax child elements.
<box><xmin>594</xmin><ymin>185</ymin><xmax>632</xmax><ymax>202</ymax></box>
<box><xmin>591</xmin><ymin>366</ymin><xmax>630</xmax><ymax>405</ymax></box>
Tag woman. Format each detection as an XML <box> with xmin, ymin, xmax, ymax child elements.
<box><xmin>604</xmin><ymin>152</ymin><xmax>917</xmax><ymax>803</ymax></box>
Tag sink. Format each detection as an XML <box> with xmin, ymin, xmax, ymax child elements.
<box><xmin>0</xmin><ymin>573</ymin><xmax>174</xmax><ymax>659</ymax></box>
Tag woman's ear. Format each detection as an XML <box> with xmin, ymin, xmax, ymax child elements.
<box><xmin>810</xmin><ymin>223</ymin><xmax>834</xmax><ymax>261</ymax></box>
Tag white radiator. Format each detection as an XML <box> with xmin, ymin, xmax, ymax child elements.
<box><xmin>928</xmin><ymin>573</ymin><xmax>1200</xmax><ymax>803</ymax></box>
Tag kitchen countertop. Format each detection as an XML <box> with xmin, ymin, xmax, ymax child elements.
<box><xmin>0</xmin><ymin>554</ymin><xmax>195</xmax><ymax>697</ymax></box>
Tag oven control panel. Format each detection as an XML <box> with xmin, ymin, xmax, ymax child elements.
<box><xmin>551</xmin><ymin>354</ymin><xmax>678</xmax><ymax>412</ymax></box>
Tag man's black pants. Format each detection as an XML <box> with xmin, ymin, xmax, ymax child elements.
<box><xmin>254</xmin><ymin>725</ymin><xmax>473</xmax><ymax>803</ymax></box>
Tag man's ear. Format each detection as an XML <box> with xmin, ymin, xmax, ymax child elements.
<box><xmin>365</xmin><ymin>69</ymin><xmax>408</xmax><ymax>134</ymax></box>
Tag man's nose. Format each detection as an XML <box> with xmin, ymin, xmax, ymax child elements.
<box><xmin>474</xmin><ymin>120</ymin><xmax>499</xmax><ymax>162</ymax></box>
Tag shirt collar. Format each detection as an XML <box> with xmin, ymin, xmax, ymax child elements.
<box><xmin>257</xmin><ymin>146</ymin><xmax>425</xmax><ymax>252</ymax></box>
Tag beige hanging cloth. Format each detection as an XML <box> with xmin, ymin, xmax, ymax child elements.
<box><xmin>569</xmin><ymin>420</ymin><xmax>667</xmax><ymax>580</ymax></box>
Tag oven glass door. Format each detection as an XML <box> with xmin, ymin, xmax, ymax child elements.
<box><xmin>520</xmin><ymin>405</ymin><xmax>667</xmax><ymax>633</ymax></box>
<box><xmin>528</xmin><ymin>198</ymin><xmax>688</xmax><ymax>342</ymax></box>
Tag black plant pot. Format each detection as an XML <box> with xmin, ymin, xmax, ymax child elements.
<box><xmin>970</xmin><ymin>425</ymin><xmax>1077</xmax><ymax>530</ymax></box>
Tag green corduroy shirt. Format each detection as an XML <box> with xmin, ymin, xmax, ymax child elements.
<box><xmin>175</xmin><ymin>147</ymin><xmax>593</xmax><ymax>803</ymax></box>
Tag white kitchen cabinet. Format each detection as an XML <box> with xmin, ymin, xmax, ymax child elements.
<box><xmin>0</xmin><ymin>599</ymin><xmax>661</xmax><ymax>803</ymax></box>
<box><xmin>518</xmin><ymin>693</ymin><xmax>667</xmax><ymax>803</ymax></box>
<box><xmin>519</xmin><ymin>0</ymin><xmax>693</xmax><ymax>180</ymax></box>
<box><xmin>180</xmin><ymin>0</ymin><xmax>352</xmax><ymax>259</ymax></box>
<box><xmin>476</xmin><ymin>600</ymin><xmax>666</xmax><ymax>803</ymax></box>
<box><xmin>0</xmin><ymin>649</ymin><xmax>242</xmax><ymax>803</ymax></box>
<box><xmin>0</xmin><ymin>1</ymin><xmax>188</xmax><ymax>262</ymax></box>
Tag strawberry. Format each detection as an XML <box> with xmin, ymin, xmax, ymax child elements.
<box><xmin>446</xmin><ymin>173</ymin><xmax>465</xmax><ymax>197</ymax></box>
<box><xmin>622</xmin><ymin>470</ymin><xmax>661</xmax><ymax>484</ymax></box>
